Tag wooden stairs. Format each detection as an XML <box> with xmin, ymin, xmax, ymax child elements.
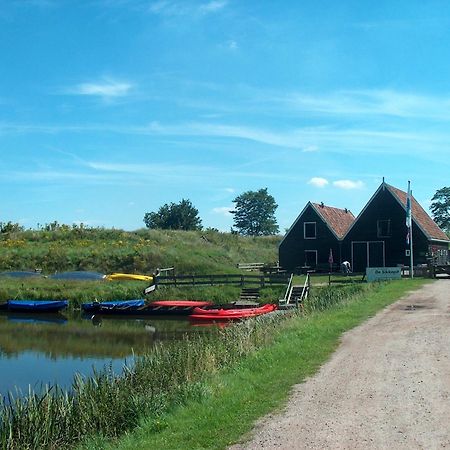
<box><xmin>235</xmin><ymin>288</ymin><xmax>260</xmax><ymax>306</ymax></box>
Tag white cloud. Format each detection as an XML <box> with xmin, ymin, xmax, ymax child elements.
<box><xmin>302</xmin><ymin>145</ymin><xmax>318</xmax><ymax>152</ymax></box>
<box><xmin>308</xmin><ymin>177</ymin><xmax>329</xmax><ymax>188</ymax></box>
<box><xmin>212</xmin><ymin>206</ymin><xmax>234</xmax><ymax>216</ymax></box>
<box><xmin>333</xmin><ymin>180</ymin><xmax>364</xmax><ymax>190</ymax></box>
<box><xmin>70</xmin><ymin>78</ymin><xmax>133</xmax><ymax>98</ymax></box>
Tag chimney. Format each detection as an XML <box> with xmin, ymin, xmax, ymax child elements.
<box><xmin>344</xmin><ymin>208</ymin><xmax>348</xmax><ymax>213</ymax></box>
<box><xmin>320</xmin><ymin>202</ymin><xmax>324</xmax><ymax>208</ymax></box>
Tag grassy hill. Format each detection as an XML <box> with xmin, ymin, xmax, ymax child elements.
<box><xmin>0</xmin><ymin>227</ymin><xmax>280</xmax><ymax>275</ymax></box>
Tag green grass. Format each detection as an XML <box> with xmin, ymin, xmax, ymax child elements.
<box><xmin>0</xmin><ymin>228</ymin><xmax>279</xmax><ymax>275</ymax></box>
<box><xmin>80</xmin><ymin>278</ymin><xmax>429</xmax><ymax>450</ymax></box>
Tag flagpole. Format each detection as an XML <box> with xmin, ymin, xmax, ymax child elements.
<box><xmin>407</xmin><ymin>181</ymin><xmax>414</xmax><ymax>279</ymax></box>
<box><xmin>410</xmin><ymin>194</ymin><xmax>414</xmax><ymax>279</ymax></box>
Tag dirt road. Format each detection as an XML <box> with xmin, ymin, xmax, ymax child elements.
<box><xmin>230</xmin><ymin>280</ymin><xmax>450</xmax><ymax>449</ymax></box>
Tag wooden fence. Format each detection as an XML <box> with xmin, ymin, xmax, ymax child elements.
<box><xmin>155</xmin><ymin>273</ymin><xmax>290</xmax><ymax>288</ymax></box>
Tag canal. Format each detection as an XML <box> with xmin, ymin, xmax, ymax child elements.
<box><xmin>0</xmin><ymin>312</ymin><xmax>209</xmax><ymax>398</ymax></box>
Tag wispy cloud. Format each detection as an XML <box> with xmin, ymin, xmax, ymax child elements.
<box><xmin>275</xmin><ymin>89</ymin><xmax>450</xmax><ymax>121</ymax></box>
<box><xmin>68</xmin><ymin>78</ymin><xmax>133</xmax><ymax>99</ymax></box>
<box><xmin>3</xmin><ymin>118</ymin><xmax>450</xmax><ymax>165</ymax></box>
<box><xmin>86</xmin><ymin>161</ymin><xmax>214</xmax><ymax>178</ymax></box>
<box><xmin>149</xmin><ymin>0</ymin><xmax>227</xmax><ymax>17</ymax></box>
<box><xmin>199</xmin><ymin>1</ymin><xmax>227</xmax><ymax>13</ymax></box>
<box><xmin>333</xmin><ymin>180</ymin><xmax>364</xmax><ymax>190</ymax></box>
<box><xmin>308</xmin><ymin>177</ymin><xmax>329</xmax><ymax>188</ymax></box>
<box><xmin>302</xmin><ymin>145</ymin><xmax>318</xmax><ymax>152</ymax></box>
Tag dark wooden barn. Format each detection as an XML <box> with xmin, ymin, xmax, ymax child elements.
<box><xmin>279</xmin><ymin>181</ymin><xmax>449</xmax><ymax>273</ymax></box>
<box><xmin>342</xmin><ymin>182</ymin><xmax>449</xmax><ymax>272</ymax></box>
<box><xmin>279</xmin><ymin>202</ymin><xmax>355</xmax><ymax>271</ymax></box>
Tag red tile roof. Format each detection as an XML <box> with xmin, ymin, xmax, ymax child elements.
<box><xmin>311</xmin><ymin>203</ymin><xmax>355</xmax><ymax>239</ymax></box>
<box><xmin>386</xmin><ymin>184</ymin><xmax>449</xmax><ymax>242</ymax></box>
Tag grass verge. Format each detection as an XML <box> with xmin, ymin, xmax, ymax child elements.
<box><xmin>81</xmin><ymin>278</ymin><xmax>429</xmax><ymax>450</ymax></box>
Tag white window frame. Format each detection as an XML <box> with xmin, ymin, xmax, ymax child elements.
<box><xmin>304</xmin><ymin>222</ymin><xmax>317</xmax><ymax>239</ymax></box>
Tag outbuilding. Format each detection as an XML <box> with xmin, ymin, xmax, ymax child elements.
<box><xmin>342</xmin><ymin>182</ymin><xmax>449</xmax><ymax>271</ymax></box>
<box><xmin>279</xmin><ymin>181</ymin><xmax>449</xmax><ymax>272</ymax></box>
<box><xmin>279</xmin><ymin>202</ymin><xmax>354</xmax><ymax>271</ymax></box>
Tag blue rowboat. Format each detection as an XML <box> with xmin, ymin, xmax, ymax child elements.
<box><xmin>82</xmin><ymin>299</ymin><xmax>146</xmax><ymax>314</ymax></box>
<box><xmin>6</xmin><ymin>300</ymin><xmax>69</xmax><ymax>313</ymax></box>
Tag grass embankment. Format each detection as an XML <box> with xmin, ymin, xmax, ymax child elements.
<box><xmin>0</xmin><ymin>278</ymin><xmax>428</xmax><ymax>449</ymax></box>
<box><xmin>0</xmin><ymin>227</ymin><xmax>279</xmax><ymax>275</ymax></box>
<box><xmin>83</xmin><ymin>279</ymin><xmax>428</xmax><ymax>450</ymax></box>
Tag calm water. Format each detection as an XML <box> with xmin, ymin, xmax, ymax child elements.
<box><xmin>0</xmin><ymin>312</ymin><xmax>207</xmax><ymax>398</ymax></box>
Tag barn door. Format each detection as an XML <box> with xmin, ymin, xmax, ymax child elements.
<box><xmin>352</xmin><ymin>242</ymin><xmax>367</xmax><ymax>272</ymax></box>
<box><xmin>368</xmin><ymin>242</ymin><xmax>384</xmax><ymax>267</ymax></box>
<box><xmin>352</xmin><ymin>241</ymin><xmax>385</xmax><ymax>272</ymax></box>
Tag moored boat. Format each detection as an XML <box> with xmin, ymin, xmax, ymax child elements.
<box><xmin>81</xmin><ymin>299</ymin><xmax>213</xmax><ymax>316</ymax></box>
<box><xmin>105</xmin><ymin>273</ymin><xmax>153</xmax><ymax>282</ymax></box>
<box><xmin>189</xmin><ymin>303</ymin><xmax>277</xmax><ymax>321</ymax></box>
<box><xmin>149</xmin><ymin>300</ymin><xmax>213</xmax><ymax>315</ymax></box>
<box><xmin>82</xmin><ymin>299</ymin><xmax>146</xmax><ymax>313</ymax></box>
<box><xmin>4</xmin><ymin>300</ymin><xmax>69</xmax><ymax>313</ymax></box>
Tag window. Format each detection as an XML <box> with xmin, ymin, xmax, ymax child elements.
<box><xmin>377</xmin><ymin>219</ymin><xmax>391</xmax><ymax>238</ymax></box>
<box><xmin>304</xmin><ymin>222</ymin><xmax>316</xmax><ymax>239</ymax></box>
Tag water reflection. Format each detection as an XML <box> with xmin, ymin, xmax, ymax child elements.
<box><xmin>0</xmin><ymin>312</ymin><xmax>203</xmax><ymax>397</ymax></box>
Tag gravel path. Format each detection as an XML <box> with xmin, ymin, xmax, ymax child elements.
<box><xmin>230</xmin><ymin>280</ymin><xmax>450</xmax><ymax>450</ymax></box>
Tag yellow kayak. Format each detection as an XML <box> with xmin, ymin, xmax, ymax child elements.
<box><xmin>105</xmin><ymin>273</ymin><xmax>154</xmax><ymax>282</ymax></box>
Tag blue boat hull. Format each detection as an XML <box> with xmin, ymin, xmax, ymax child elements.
<box><xmin>82</xmin><ymin>299</ymin><xmax>146</xmax><ymax>314</ymax></box>
<box><xmin>6</xmin><ymin>300</ymin><xmax>68</xmax><ymax>313</ymax></box>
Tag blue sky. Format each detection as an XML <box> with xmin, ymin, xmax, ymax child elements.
<box><xmin>2</xmin><ymin>0</ymin><xmax>450</xmax><ymax>232</ymax></box>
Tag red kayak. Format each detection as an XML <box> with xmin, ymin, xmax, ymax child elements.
<box><xmin>151</xmin><ymin>300</ymin><xmax>213</xmax><ymax>308</ymax></box>
<box><xmin>189</xmin><ymin>303</ymin><xmax>277</xmax><ymax>321</ymax></box>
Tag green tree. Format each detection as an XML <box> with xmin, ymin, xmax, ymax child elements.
<box><xmin>430</xmin><ymin>187</ymin><xmax>450</xmax><ymax>232</ymax></box>
<box><xmin>231</xmin><ymin>188</ymin><xmax>279</xmax><ymax>236</ymax></box>
<box><xmin>143</xmin><ymin>199</ymin><xmax>202</xmax><ymax>231</ymax></box>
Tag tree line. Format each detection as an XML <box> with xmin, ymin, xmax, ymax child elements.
<box><xmin>143</xmin><ymin>188</ymin><xmax>279</xmax><ymax>236</ymax></box>
<box><xmin>3</xmin><ymin>186</ymin><xmax>450</xmax><ymax>236</ymax></box>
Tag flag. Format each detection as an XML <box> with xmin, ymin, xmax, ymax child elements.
<box><xmin>406</xmin><ymin>181</ymin><xmax>412</xmax><ymax>244</ymax></box>
<box><xmin>328</xmin><ymin>248</ymin><xmax>334</xmax><ymax>265</ymax></box>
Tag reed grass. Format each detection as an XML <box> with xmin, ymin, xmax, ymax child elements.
<box><xmin>0</xmin><ymin>281</ymin><xmax>376</xmax><ymax>449</ymax></box>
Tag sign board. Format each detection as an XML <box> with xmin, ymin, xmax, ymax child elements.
<box><xmin>366</xmin><ymin>267</ymin><xmax>401</xmax><ymax>282</ymax></box>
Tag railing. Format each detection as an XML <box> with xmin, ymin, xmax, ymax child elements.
<box><xmin>155</xmin><ymin>273</ymin><xmax>290</xmax><ymax>288</ymax></box>
<box><xmin>282</xmin><ymin>273</ymin><xmax>294</xmax><ymax>305</ymax></box>
<box><xmin>236</xmin><ymin>262</ymin><xmax>265</xmax><ymax>270</ymax></box>
<box><xmin>299</xmin><ymin>272</ymin><xmax>310</xmax><ymax>304</ymax></box>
